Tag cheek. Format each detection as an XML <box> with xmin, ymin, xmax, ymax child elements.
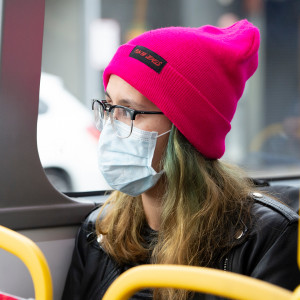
<box><xmin>151</xmin><ymin>134</ymin><xmax>169</xmax><ymax>172</ymax></box>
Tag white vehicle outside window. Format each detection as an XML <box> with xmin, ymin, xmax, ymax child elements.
<box><xmin>38</xmin><ymin>72</ymin><xmax>110</xmax><ymax>192</ymax></box>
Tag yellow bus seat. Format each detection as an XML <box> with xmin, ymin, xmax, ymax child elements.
<box><xmin>102</xmin><ymin>264</ymin><xmax>294</xmax><ymax>300</ymax></box>
<box><xmin>0</xmin><ymin>226</ymin><xmax>53</xmax><ymax>300</ymax></box>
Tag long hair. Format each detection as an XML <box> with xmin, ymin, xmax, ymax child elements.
<box><xmin>96</xmin><ymin>127</ymin><xmax>254</xmax><ymax>300</ymax></box>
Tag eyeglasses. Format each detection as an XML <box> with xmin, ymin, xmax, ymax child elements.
<box><xmin>92</xmin><ymin>99</ymin><xmax>164</xmax><ymax>138</ymax></box>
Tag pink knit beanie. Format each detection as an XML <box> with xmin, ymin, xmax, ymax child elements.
<box><xmin>103</xmin><ymin>19</ymin><xmax>260</xmax><ymax>159</ymax></box>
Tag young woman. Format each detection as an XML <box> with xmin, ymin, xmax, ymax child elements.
<box><xmin>63</xmin><ymin>20</ymin><xmax>300</xmax><ymax>300</ymax></box>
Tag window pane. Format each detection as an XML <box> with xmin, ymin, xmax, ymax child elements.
<box><xmin>38</xmin><ymin>0</ymin><xmax>300</xmax><ymax>192</ymax></box>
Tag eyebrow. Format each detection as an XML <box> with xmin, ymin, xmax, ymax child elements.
<box><xmin>104</xmin><ymin>91</ymin><xmax>149</xmax><ymax>110</ymax></box>
<box><xmin>104</xmin><ymin>91</ymin><xmax>112</xmax><ymax>100</ymax></box>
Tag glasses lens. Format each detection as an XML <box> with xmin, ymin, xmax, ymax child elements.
<box><xmin>110</xmin><ymin>107</ymin><xmax>133</xmax><ymax>138</ymax></box>
<box><xmin>93</xmin><ymin>101</ymin><xmax>105</xmax><ymax>131</ymax></box>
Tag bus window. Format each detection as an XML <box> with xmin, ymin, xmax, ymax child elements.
<box><xmin>1</xmin><ymin>1</ymin><xmax>300</xmax><ymax>299</ymax></box>
<box><xmin>39</xmin><ymin>0</ymin><xmax>300</xmax><ymax>194</ymax></box>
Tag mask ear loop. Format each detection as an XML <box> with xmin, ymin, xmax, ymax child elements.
<box><xmin>156</xmin><ymin>125</ymin><xmax>174</xmax><ymax>175</ymax></box>
<box><xmin>157</xmin><ymin>128</ymin><xmax>172</xmax><ymax>138</ymax></box>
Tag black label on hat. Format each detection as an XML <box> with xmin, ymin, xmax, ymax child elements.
<box><xmin>129</xmin><ymin>45</ymin><xmax>167</xmax><ymax>74</ymax></box>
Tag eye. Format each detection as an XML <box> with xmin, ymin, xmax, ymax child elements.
<box><xmin>123</xmin><ymin>109</ymin><xmax>131</xmax><ymax>118</ymax></box>
<box><xmin>112</xmin><ymin>107</ymin><xmax>132</xmax><ymax>122</ymax></box>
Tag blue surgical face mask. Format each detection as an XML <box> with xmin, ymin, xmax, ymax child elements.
<box><xmin>98</xmin><ymin>120</ymin><xmax>170</xmax><ymax>197</ymax></box>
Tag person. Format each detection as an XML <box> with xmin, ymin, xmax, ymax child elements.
<box><xmin>62</xmin><ymin>20</ymin><xmax>300</xmax><ymax>300</ymax></box>
<box><xmin>247</xmin><ymin>102</ymin><xmax>300</xmax><ymax>167</ymax></box>
<box><xmin>260</xmin><ymin>102</ymin><xmax>300</xmax><ymax>164</ymax></box>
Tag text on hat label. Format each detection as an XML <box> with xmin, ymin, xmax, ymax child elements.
<box><xmin>129</xmin><ymin>45</ymin><xmax>167</xmax><ymax>73</ymax></box>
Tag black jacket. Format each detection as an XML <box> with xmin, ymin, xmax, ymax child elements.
<box><xmin>62</xmin><ymin>191</ymin><xmax>300</xmax><ymax>300</ymax></box>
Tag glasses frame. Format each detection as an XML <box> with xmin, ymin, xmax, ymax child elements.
<box><xmin>92</xmin><ymin>99</ymin><xmax>164</xmax><ymax>138</ymax></box>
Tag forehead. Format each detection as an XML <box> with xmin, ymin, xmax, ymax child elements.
<box><xmin>106</xmin><ymin>75</ymin><xmax>160</xmax><ymax>111</ymax></box>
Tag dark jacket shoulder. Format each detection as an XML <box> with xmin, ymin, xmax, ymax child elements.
<box><xmin>228</xmin><ymin>191</ymin><xmax>299</xmax><ymax>291</ymax></box>
<box><xmin>252</xmin><ymin>191</ymin><xmax>298</xmax><ymax>222</ymax></box>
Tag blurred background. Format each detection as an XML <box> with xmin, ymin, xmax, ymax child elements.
<box><xmin>38</xmin><ymin>0</ymin><xmax>300</xmax><ymax>192</ymax></box>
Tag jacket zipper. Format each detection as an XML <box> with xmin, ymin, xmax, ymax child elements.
<box><xmin>223</xmin><ymin>257</ymin><xmax>228</xmax><ymax>271</ymax></box>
